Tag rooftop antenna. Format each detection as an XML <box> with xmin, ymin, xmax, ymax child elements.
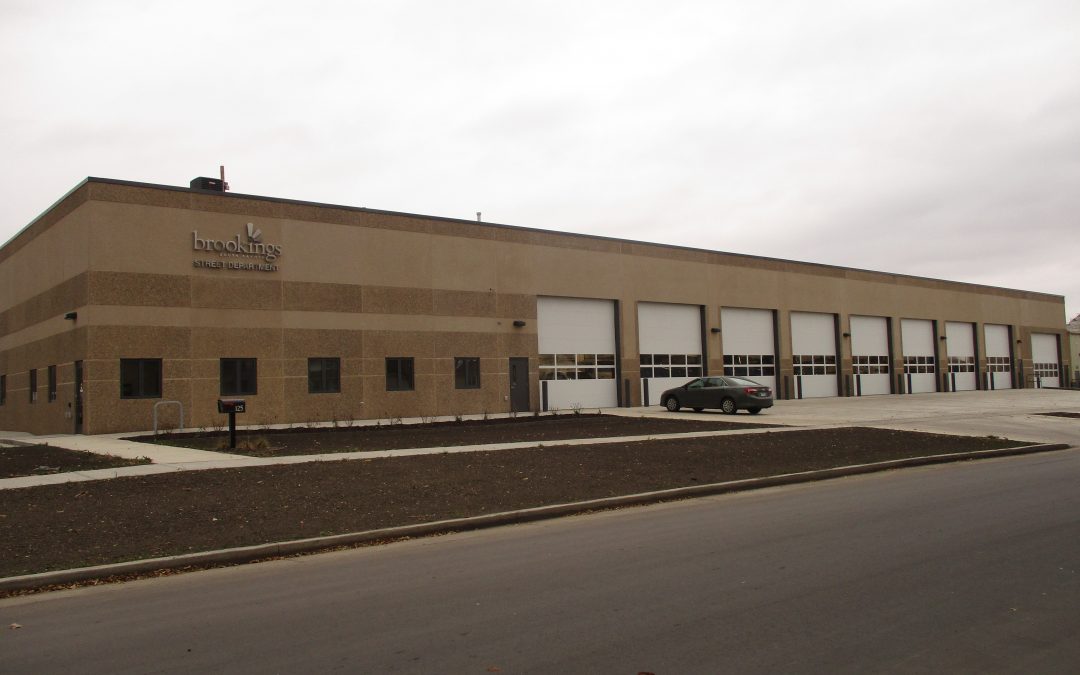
<box><xmin>476</xmin><ymin>211</ymin><xmax>481</xmax><ymax>222</ymax></box>
<box><xmin>220</xmin><ymin>165</ymin><xmax>230</xmax><ymax>192</ymax></box>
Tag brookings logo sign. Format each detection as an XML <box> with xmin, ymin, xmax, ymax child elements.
<box><xmin>192</xmin><ymin>223</ymin><xmax>282</xmax><ymax>272</ymax></box>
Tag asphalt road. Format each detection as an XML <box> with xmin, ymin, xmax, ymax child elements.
<box><xmin>3</xmin><ymin>448</ymin><xmax>1079</xmax><ymax>674</ymax></box>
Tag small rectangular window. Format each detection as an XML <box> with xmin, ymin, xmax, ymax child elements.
<box><xmin>29</xmin><ymin>369</ymin><xmax>37</xmax><ymax>403</ymax></box>
<box><xmin>386</xmin><ymin>357</ymin><xmax>414</xmax><ymax>391</ymax></box>
<box><xmin>454</xmin><ymin>357</ymin><xmax>480</xmax><ymax>389</ymax></box>
<box><xmin>47</xmin><ymin>365</ymin><xmax>57</xmax><ymax>402</ymax></box>
<box><xmin>308</xmin><ymin>357</ymin><xmax>341</xmax><ymax>394</ymax></box>
<box><xmin>220</xmin><ymin>358</ymin><xmax>257</xmax><ymax>396</ymax></box>
<box><xmin>120</xmin><ymin>359</ymin><xmax>163</xmax><ymax>398</ymax></box>
<box><xmin>0</xmin><ymin>374</ymin><xmax>6</xmax><ymax>406</ymax></box>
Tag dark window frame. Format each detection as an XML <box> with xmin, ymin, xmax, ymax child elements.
<box><xmin>454</xmin><ymin>357</ymin><xmax>481</xmax><ymax>389</ymax></box>
<box><xmin>308</xmin><ymin>357</ymin><xmax>341</xmax><ymax>394</ymax></box>
<box><xmin>120</xmin><ymin>358</ymin><xmax>163</xmax><ymax>399</ymax></box>
<box><xmin>220</xmin><ymin>358</ymin><xmax>258</xmax><ymax>396</ymax></box>
<box><xmin>47</xmin><ymin>365</ymin><xmax>57</xmax><ymax>402</ymax></box>
<box><xmin>29</xmin><ymin>368</ymin><xmax>37</xmax><ymax>403</ymax></box>
<box><xmin>0</xmin><ymin>374</ymin><xmax>6</xmax><ymax>406</ymax></box>
<box><xmin>385</xmin><ymin>357</ymin><xmax>415</xmax><ymax>392</ymax></box>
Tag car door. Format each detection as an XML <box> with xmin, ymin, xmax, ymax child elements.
<box><xmin>682</xmin><ymin>379</ymin><xmax>706</xmax><ymax>407</ymax></box>
<box><xmin>701</xmin><ymin>377</ymin><xmax>727</xmax><ymax>408</ymax></box>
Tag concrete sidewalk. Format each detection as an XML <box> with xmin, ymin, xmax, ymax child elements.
<box><xmin>3</xmin><ymin>388</ymin><xmax>1078</xmax><ymax>491</ymax></box>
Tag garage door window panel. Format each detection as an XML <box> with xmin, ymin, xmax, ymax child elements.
<box><xmin>724</xmin><ymin>354</ymin><xmax>775</xmax><ymax>378</ymax></box>
<box><xmin>539</xmin><ymin>352</ymin><xmax>614</xmax><ymax>381</ymax></box>
<box><xmin>642</xmin><ymin>353</ymin><xmax>702</xmax><ymax>378</ymax></box>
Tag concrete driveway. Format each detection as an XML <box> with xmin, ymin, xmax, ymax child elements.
<box><xmin>621</xmin><ymin>388</ymin><xmax>1080</xmax><ymax>445</ymax></box>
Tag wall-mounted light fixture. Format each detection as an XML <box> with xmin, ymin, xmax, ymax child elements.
<box><xmin>64</xmin><ymin>311</ymin><xmax>77</xmax><ymax>321</ymax></box>
<box><xmin>940</xmin><ymin>335</ymin><xmax>947</xmax><ymax>340</ymax></box>
<box><xmin>1016</xmin><ymin>339</ymin><xmax>1023</xmax><ymax>344</ymax></box>
<box><xmin>710</xmin><ymin>327</ymin><xmax>721</xmax><ymax>334</ymax></box>
<box><xmin>512</xmin><ymin>320</ymin><xmax>526</xmax><ymax>328</ymax></box>
<box><xmin>842</xmin><ymin>332</ymin><xmax>851</xmax><ymax>338</ymax></box>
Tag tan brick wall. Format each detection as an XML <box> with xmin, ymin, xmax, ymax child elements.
<box><xmin>0</xmin><ymin>178</ymin><xmax>1070</xmax><ymax>433</ymax></box>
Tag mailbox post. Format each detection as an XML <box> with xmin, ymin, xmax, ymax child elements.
<box><xmin>217</xmin><ymin>399</ymin><xmax>246</xmax><ymax>449</ymax></box>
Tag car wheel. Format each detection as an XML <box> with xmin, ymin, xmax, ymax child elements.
<box><xmin>693</xmin><ymin>407</ymin><xmax>704</xmax><ymax>413</ymax></box>
<box><xmin>747</xmin><ymin>407</ymin><xmax>761</xmax><ymax>415</ymax></box>
<box><xmin>664</xmin><ymin>397</ymin><xmax>681</xmax><ymax>412</ymax></box>
<box><xmin>720</xmin><ymin>398</ymin><xmax>737</xmax><ymax>415</ymax></box>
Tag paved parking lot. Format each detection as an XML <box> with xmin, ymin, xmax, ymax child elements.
<box><xmin>623</xmin><ymin>388</ymin><xmax>1080</xmax><ymax>445</ymax></box>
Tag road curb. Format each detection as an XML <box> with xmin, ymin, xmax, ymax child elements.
<box><xmin>1</xmin><ymin>442</ymin><xmax>1072</xmax><ymax>593</ymax></box>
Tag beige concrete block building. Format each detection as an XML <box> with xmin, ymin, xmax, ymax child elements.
<box><xmin>0</xmin><ymin>177</ymin><xmax>1070</xmax><ymax>435</ymax></box>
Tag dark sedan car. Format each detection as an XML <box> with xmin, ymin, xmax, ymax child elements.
<box><xmin>660</xmin><ymin>376</ymin><xmax>773</xmax><ymax>414</ymax></box>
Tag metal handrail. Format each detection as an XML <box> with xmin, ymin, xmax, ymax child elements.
<box><xmin>153</xmin><ymin>400</ymin><xmax>185</xmax><ymax>434</ymax></box>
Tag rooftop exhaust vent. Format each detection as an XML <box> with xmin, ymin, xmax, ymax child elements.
<box><xmin>190</xmin><ymin>176</ymin><xmax>228</xmax><ymax>192</ymax></box>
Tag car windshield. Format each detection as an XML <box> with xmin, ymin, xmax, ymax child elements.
<box><xmin>725</xmin><ymin>377</ymin><xmax>764</xmax><ymax>387</ymax></box>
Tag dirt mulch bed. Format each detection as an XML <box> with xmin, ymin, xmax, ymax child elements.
<box><xmin>1</xmin><ymin>446</ymin><xmax>149</xmax><ymax>479</ymax></box>
<box><xmin>133</xmin><ymin>413</ymin><xmax>780</xmax><ymax>456</ymax></box>
<box><xmin>0</xmin><ymin>427</ymin><xmax>1030</xmax><ymax>579</ymax></box>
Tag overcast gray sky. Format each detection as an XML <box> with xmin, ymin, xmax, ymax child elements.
<box><xmin>2</xmin><ymin>0</ymin><xmax>1077</xmax><ymax>319</ymax></box>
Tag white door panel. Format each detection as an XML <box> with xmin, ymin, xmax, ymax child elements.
<box><xmin>791</xmin><ymin>311</ymin><xmax>838</xmax><ymax>398</ymax></box>
<box><xmin>901</xmin><ymin>319</ymin><xmax>937</xmax><ymax>393</ymax></box>
<box><xmin>720</xmin><ymin>308</ymin><xmax>777</xmax><ymax>393</ymax></box>
<box><xmin>984</xmin><ymin>324</ymin><xmax>1013</xmax><ymax>390</ymax></box>
<box><xmin>538</xmin><ymin>297</ymin><xmax>618</xmax><ymax>409</ymax></box>
<box><xmin>638</xmin><ymin>302</ymin><xmax>703</xmax><ymax>406</ymax></box>
<box><xmin>850</xmin><ymin>315</ymin><xmax>891</xmax><ymax>396</ymax></box>
<box><xmin>945</xmin><ymin>322</ymin><xmax>976</xmax><ymax>391</ymax></box>
<box><xmin>1031</xmin><ymin>333</ymin><xmax>1060</xmax><ymax>387</ymax></box>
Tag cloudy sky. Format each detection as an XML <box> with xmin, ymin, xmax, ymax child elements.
<box><xmin>2</xmin><ymin>0</ymin><xmax>1078</xmax><ymax>319</ymax></box>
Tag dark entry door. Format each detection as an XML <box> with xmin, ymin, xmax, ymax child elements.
<box><xmin>74</xmin><ymin>360</ymin><xmax>84</xmax><ymax>434</ymax></box>
<box><xmin>509</xmin><ymin>357</ymin><xmax>530</xmax><ymax>413</ymax></box>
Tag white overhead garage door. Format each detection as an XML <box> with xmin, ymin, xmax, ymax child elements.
<box><xmin>945</xmin><ymin>322</ymin><xmax>977</xmax><ymax>391</ymax></box>
<box><xmin>1031</xmin><ymin>333</ymin><xmax>1061</xmax><ymax>388</ymax></box>
<box><xmin>850</xmin><ymin>315</ymin><xmax>891</xmax><ymax>395</ymax></box>
<box><xmin>638</xmin><ymin>302</ymin><xmax>703</xmax><ymax>406</ymax></box>
<box><xmin>720</xmin><ymin>307</ymin><xmax>777</xmax><ymax>393</ymax></box>
<box><xmin>537</xmin><ymin>297</ymin><xmax>618</xmax><ymax>410</ymax></box>
<box><xmin>984</xmin><ymin>324</ymin><xmax>1013</xmax><ymax>390</ymax></box>
<box><xmin>901</xmin><ymin>319</ymin><xmax>937</xmax><ymax>393</ymax></box>
<box><xmin>791</xmin><ymin>311</ymin><xmax>838</xmax><ymax>398</ymax></box>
